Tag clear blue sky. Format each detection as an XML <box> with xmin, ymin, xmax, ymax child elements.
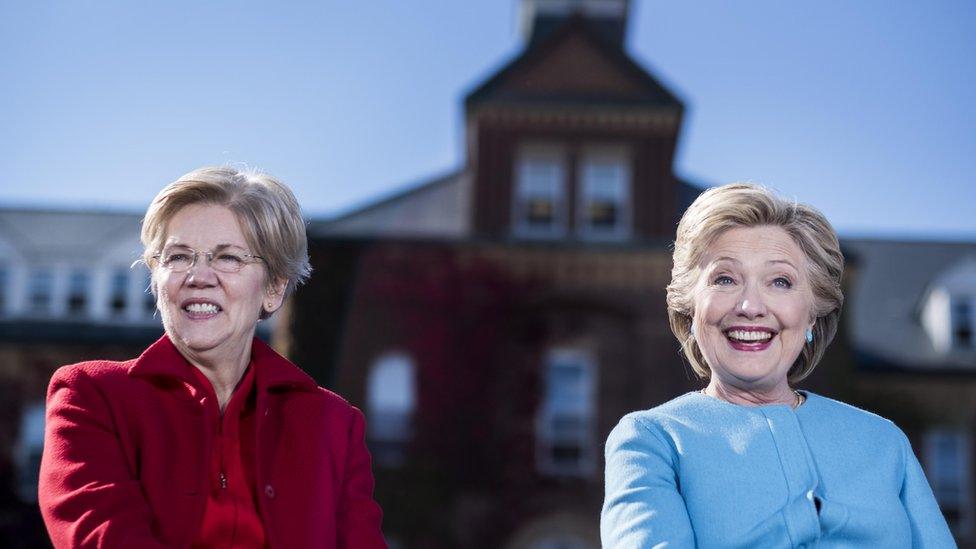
<box><xmin>1</xmin><ymin>1</ymin><xmax>973</xmax><ymax>239</ymax></box>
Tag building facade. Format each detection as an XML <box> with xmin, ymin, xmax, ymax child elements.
<box><xmin>2</xmin><ymin>1</ymin><xmax>973</xmax><ymax>547</ymax></box>
<box><xmin>284</xmin><ymin>1</ymin><xmax>976</xmax><ymax>547</ymax></box>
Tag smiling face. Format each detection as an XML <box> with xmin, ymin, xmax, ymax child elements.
<box><xmin>692</xmin><ymin>225</ymin><xmax>815</xmax><ymax>393</ymax></box>
<box><xmin>154</xmin><ymin>203</ymin><xmax>284</xmax><ymax>363</ymax></box>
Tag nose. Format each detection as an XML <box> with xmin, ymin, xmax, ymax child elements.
<box><xmin>185</xmin><ymin>253</ymin><xmax>218</xmax><ymax>288</ymax></box>
<box><xmin>736</xmin><ymin>282</ymin><xmax>767</xmax><ymax>319</ymax></box>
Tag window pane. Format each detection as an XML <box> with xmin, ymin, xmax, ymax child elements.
<box><xmin>29</xmin><ymin>269</ymin><xmax>53</xmax><ymax>314</ymax></box>
<box><xmin>951</xmin><ymin>298</ymin><xmax>973</xmax><ymax>348</ymax></box>
<box><xmin>579</xmin><ymin>156</ymin><xmax>628</xmax><ymax>235</ymax></box>
<box><xmin>515</xmin><ymin>153</ymin><xmax>565</xmax><ymax>236</ymax></box>
<box><xmin>367</xmin><ymin>352</ymin><xmax>416</xmax><ymax>467</ymax></box>
<box><xmin>0</xmin><ymin>267</ymin><xmax>7</xmax><ymax>314</ymax></box>
<box><xmin>537</xmin><ymin>349</ymin><xmax>596</xmax><ymax>476</ymax></box>
<box><xmin>110</xmin><ymin>269</ymin><xmax>128</xmax><ymax>315</ymax></box>
<box><xmin>67</xmin><ymin>270</ymin><xmax>89</xmax><ymax>316</ymax></box>
<box><xmin>924</xmin><ymin>427</ymin><xmax>971</xmax><ymax>532</ymax></box>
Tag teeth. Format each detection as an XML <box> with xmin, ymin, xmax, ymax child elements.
<box><xmin>727</xmin><ymin>330</ymin><xmax>773</xmax><ymax>342</ymax></box>
<box><xmin>185</xmin><ymin>303</ymin><xmax>219</xmax><ymax>314</ymax></box>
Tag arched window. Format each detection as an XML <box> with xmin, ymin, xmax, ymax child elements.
<box><xmin>366</xmin><ymin>352</ymin><xmax>416</xmax><ymax>467</ymax></box>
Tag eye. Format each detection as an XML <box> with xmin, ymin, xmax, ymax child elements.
<box><xmin>772</xmin><ymin>277</ymin><xmax>793</xmax><ymax>289</ymax></box>
<box><xmin>713</xmin><ymin>275</ymin><xmax>735</xmax><ymax>286</ymax></box>
<box><xmin>215</xmin><ymin>252</ymin><xmax>245</xmax><ymax>266</ymax></box>
<box><xmin>164</xmin><ymin>252</ymin><xmax>191</xmax><ymax>264</ymax></box>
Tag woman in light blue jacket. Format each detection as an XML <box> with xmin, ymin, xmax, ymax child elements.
<box><xmin>601</xmin><ymin>183</ymin><xmax>955</xmax><ymax>548</ymax></box>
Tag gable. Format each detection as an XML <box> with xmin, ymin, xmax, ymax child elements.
<box><xmin>466</xmin><ymin>16</ymin><xmax>681</xmax><ymax>110</ymax></box>
<box><xmin>504</xmin><ymin>32</ymin><xmax>647</xmax><ymax>99</ymax></box>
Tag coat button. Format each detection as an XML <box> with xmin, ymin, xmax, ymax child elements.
<box><xmin>265</xmin><ymin>484</ymin><xmax>275</xmax><ymax>499</ymax></box>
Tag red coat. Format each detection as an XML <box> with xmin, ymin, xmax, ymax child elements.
<box><xmin>39</xmin><ymin>335</ymin><xmax>386</xmax><ymax>548</ymax></box>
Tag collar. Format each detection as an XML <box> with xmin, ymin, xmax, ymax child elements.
<box><xmin>129</xmin><ymin>334</ymin><xmax>318</xmax><ymax>392</ymax></box>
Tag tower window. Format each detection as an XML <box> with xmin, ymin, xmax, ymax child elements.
<box><xmin>577</xmin><ymin>149</ymin><xmax>630</xmax><ymax>240</ymax></box>
<box><xmin>513</xmin><ymin>146</ymin><xmax>566</xmax><ymax>238</ymax></box>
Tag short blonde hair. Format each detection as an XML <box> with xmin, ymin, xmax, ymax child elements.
<box><xmin>666</xmin><ymin>183</ymin><xmax>844</xmax><ymax>384</ymax></box>
<box><xmin>141</xmin><ymin>166</ymin><xmax>312</xmax><ymax>317</ymax></box>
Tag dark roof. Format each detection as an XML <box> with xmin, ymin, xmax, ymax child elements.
<box><xmin>309</xmin><ymin>169</ymin><xmax>468</xmax><ymax>239</ymax></box>
<box><xmin>464</xmin><ymin>13</ymin><xmax>682</xmax><ymax>111</ymax></box>
<box><xmin>842</xmin><ymin>239</ymin><xmax>976</xmax><ymax>372</ymax></box>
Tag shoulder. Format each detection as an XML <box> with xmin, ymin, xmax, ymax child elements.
<box><xmin>607</xmin><ymin>393</ymin><xmax>702</xmax><ymax>452</ymax></box>
<box><xmin>616</xmin><ymin>392</ymin><xmax>706</xmax><ymax>432</ymax></box>
<box><xmin>310</xmin><ymin>385</ymin><xmax>362</xmax><ymax>418</ymax></box>
<box><xmin>49</xmin><ymin>358</ymin><xmax>136</xmax><ymax>391</ymax></box>
<box><xmin>806</xmin><ymin>393</ymin><xmax>901</xmax><ymax>430</ymax></box>
<box><xmin>803</xmin><ymin>392</ymin><xmax>908</xmax><ymax>445</ymax></box>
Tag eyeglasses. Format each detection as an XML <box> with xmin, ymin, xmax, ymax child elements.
<box><xmin>152</xmin><ymin>245</ymin><xmax>264</xmax><ymax>273</ymax></box>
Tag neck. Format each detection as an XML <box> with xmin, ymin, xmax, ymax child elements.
<box><xmin>178</xmin><ymin>339</ymin><xmax>254</xmax><ymax>412</ymax></box>
<box><xmin>703</xmin><ymin>378</ymin><xmax>796</xmax><ymax>407</ymax></box>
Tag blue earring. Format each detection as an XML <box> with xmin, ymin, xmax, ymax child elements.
<box><xmin>805</xmin><ymin>329</ymin><xmax>814</xmax><ymax>343</ymax></box>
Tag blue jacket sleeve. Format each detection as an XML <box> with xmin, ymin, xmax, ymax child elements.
<box><xmin>601</xmin><ymin>415</ymin><xmax>695</xmax><ymax>548</ymax></box>
<box><xmin>897</xmin><ymin>431</ymin><xmax>957</xmax><ymax>548</ymax></box>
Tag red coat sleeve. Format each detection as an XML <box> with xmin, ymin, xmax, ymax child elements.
<box><xmin>337</xmin><ymin>407</ymin><xmax>387</xmax><ymax>549</ymax></box>
<box><xmin>38</xmin><ymin>366</ymin><xmax>168</xmax><ymax>549</ymax></box>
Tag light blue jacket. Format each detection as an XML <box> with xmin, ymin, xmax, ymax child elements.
<box><xmin>601</xmin><ymin>391</ymin><xmax>956</xmax><ymax>548</ymax></box>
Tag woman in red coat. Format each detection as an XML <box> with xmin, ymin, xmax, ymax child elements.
<box><xmin>38</xmin><ymin>167</ymin><xmax>386</xmax><ymax>548</ymax></box>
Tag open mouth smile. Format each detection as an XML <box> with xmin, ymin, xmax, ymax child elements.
<box><xmin>723</xmin><ymin>326</ymin><xmax>776</xmax><ymax>351</ymax></box>
<box><xmin>181</xmin><ymin>299</ymin><xmax>223</xmax><ymax>319</ymax></box>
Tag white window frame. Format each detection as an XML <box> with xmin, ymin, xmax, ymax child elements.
<box><xmin>924</xmin><ymin>427</ymin><xmax>973</xmax><ymax>536</ymax></box>
<box><xmin>536</xmin><ymin>347</ymin><xmax>597</xmax><ymax>477</ymax></box>
<box><xmin>575</xmin><ymin>146</ymin><xmax>631</xmax><ymax>241</ymax></box>
<box><xmin>512</xmin><ymin>144</ymin><xmax>568</xmax><ymax>239</ymax></box>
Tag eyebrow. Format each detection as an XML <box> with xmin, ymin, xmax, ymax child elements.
<box><xmin>711</xmin><ymin>257</ymin><xmax>799</xmax><ymax>270</ymax></box>
<box><xmin>163</xmin><ymin>242</ymin><xmax>242</xmax><ymax>250</ymax></box>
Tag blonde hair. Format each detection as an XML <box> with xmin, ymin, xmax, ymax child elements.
<box><xmin>666</xmin><ymin>183</ymin><xmax>844</xmax><ymax>383</ymax></box>
<box><xmin>141</xmin><ymin>166</ymin><xmax>312</xmax><ymax>318</ymax></box>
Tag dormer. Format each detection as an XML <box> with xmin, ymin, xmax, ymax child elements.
<box><xmin>465</xmin><ymin>0</ymin><xmax>684</xmax><ymax>243</ymax></box>
<box><xmin>921</xmin><ymin>256</ymin><xmax>976</xmax><ymax>354</ymax></box>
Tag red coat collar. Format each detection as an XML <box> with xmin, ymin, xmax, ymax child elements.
<box><xmin>128</xmin><ymin>334</ymin><xmax>318</xmax><ymax>392</ymax></box>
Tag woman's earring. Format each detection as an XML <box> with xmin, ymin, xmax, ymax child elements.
<box><xmin>690</xmin><ymin>320</ymin><xmax>697</xmax><ymax>339</ymax></box>
<box><xmin>805</xmin><ymin>328</ymin><xmax>814</xmax><ymax>343</ymax></box>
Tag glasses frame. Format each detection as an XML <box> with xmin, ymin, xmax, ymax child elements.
<box><xmin>151</xmin><ymin>246</ymin><xmax>265</xmax><ymax>274</ymax></box>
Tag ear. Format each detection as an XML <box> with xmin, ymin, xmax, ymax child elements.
<box><xmin>264</xmin><ymin>278</ymin><xmax>288</xmax><ymax>313</ymax></box>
